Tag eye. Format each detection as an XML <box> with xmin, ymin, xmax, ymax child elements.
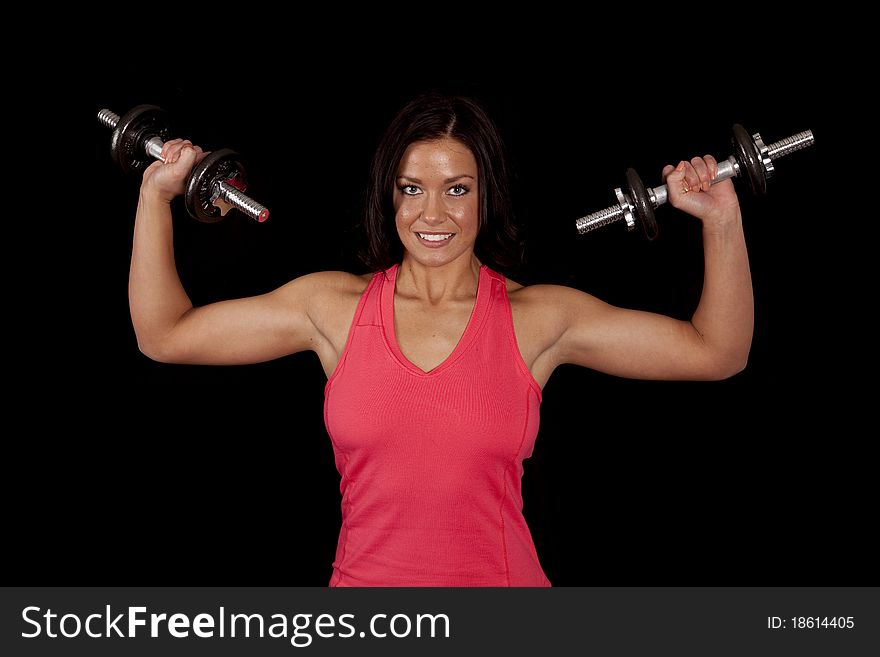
<box><xmin>400</xmin><ymin>184</ymin><xmax>421</xmax><ymax>196</ymax></box>
<box><xmin>448</xmin><ymin>184</ymin><xmax>469</xmax><ymax>196</ymax></box>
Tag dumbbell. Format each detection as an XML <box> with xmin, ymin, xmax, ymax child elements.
<box><xmin>97</xmin><ymin>105</ymin><xmax>269</xmax><ymax>223</ymax></box>
<box><xmin>575</xmin><ymin>124</ymin><xmax>814</xmax><ymax>240</ymax></box>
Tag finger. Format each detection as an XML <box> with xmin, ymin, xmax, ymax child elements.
<box><xmin>166</xmin><ymin>140</ymin><xmax>194</xmax><ymax>164</ymax></box>
<box><xmin>159</xmin><ymin>138</ymin><xmax>185</xmax><ymax>161</ymax></box>
<box><xmin>178</xmin><ymin>145</ymin><xmax>200</xmax><ymax>167</ymax></box>
<box><xmin>668</xmin><ymin>160</ymin><xmax>697</xmax><ymax>194</ymax></box>
<box><xmin>690</xmin><ymin>156</ymin><xmax>711</xmax><ymax>191</ymax></box>
<box><xmin>665</xmin><ymin>161</ymin><xmax>687</xmax><ymax>192</ymax></box>
<box><xmin>681</xmin><ymin>160</ymin><xmax>700</xmax><ymax>194</ymax></box>
<box><xmin>661</xmin><ymin>164</ymin><xmax>675</xmax><ymax>182</ymax></box>
<box><xmin>703</xmin><ymin>154</ymin><xmax>718</xmax><ymax>182</ymax></box>
<box><xmin>190</xmin><ymin>144</ymin><xmax>208</xmax><ymax>163</ymax></box>
<box><xmin>161</xmin><ymin>141</ymin><xmax>181</xmax><ymax>163</ymax></box>
<box><xmin>171</xmin><ymin>140</ymin><xmax>193</xmax><ymax>163</ymax></box>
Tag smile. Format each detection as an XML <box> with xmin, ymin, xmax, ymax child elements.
<box><xmin>416</xmin><ymin>232</ymin><xmax>454</xmax><ymax>242</ymax></box>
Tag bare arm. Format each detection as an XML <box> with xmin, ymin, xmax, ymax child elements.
<box><xmin>545</xmin><ymin>155</ymin><xmax>753</xmax><ymax>381</ymax></box>
<box><xmin>129</xmin><ymin>139</ymin><xmax>321</xmax><ymax>364</ymax></box>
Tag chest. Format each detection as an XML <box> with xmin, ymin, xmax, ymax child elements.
<box><xmin>393</xmin><ymin>298</ymin><xmax>475</xmax><ymax>374</ymax></box>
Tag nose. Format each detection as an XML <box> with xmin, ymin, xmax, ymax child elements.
<box><xmin>422</xmin><ymin>192</ymin><xmax>444</xmax><ymax>226</ymax></box>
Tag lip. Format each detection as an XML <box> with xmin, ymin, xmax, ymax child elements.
<box><xmin>414</xmin><ymin>232</ymin><xmax>455</xmax><ymax>248</ymax></box>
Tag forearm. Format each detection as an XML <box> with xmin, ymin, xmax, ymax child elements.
<box><xmin>691</xmin><ymin>208</ymin><xmax>754</xmax><ymax>372</ymax></box>
<box><xmin>128</xmin><ymin>190</ymin><xmax>193</xmax><ymax>355</ymax></box>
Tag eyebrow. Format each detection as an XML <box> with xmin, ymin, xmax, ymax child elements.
<box><xmin>397</xmin><ymin>174</ymin><xmax>476</xmax><ymax>184</ymax></box>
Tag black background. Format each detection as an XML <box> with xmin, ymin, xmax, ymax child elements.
<box><xmin>13</xmin><ymin>45</ymin><xmax>870</xmax><ymax>587</ymax></box>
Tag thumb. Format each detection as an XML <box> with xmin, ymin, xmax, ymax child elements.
<box><xmin>143</xmin><ymin>159</ymin><xmax>163</xmax><ymax>176</ymax></box>
<box><xmin>665</xmin><ymin>160</ymin><xmax>687</xmax><ymax>185</ymax></box>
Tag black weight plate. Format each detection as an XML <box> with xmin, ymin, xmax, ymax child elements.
<box><xmin>626</xmin><ymin>167</ymin><xmax>658</xmax><ymax>241</ymax></box>
<box><xmin>110</xmin><ymin>105</ymin><xmax>170</xmax><ymax>174</ymax></box>
<box><xmin>731</xmin><ymin>123</ymin><xmax>766</xmax><ymax>196</ymax></box>
<box><xmin>184</xmin><ymin>148</ymin><xmax>247</xmax><ymax>223</ymax></box>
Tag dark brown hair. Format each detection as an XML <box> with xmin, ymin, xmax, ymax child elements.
<box><xmin>358</xmin><ymin>92</ymin><xmax>524</xmax><ymax>275</ymax></box>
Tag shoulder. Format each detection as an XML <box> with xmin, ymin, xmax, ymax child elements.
<box><xmin>498</xmin><ymin>276</ymin><xmax>606</xmax><ymax>371</ymax></box>
<box><xmin>505</xmin><ymin>277</ymin><xmax>608</xmax><ymax>339</ymax></box>
<box><xmin>282</xmin><ymin>270</ymin><xmax>377</xmax><ymax>348</ymax></box>
<box><xmin>291</xmin><ymin>270</ymin><xmax>375</xmax><ymax>316</ymax></box>
<box><xmin>282</xmin><ymin>271</ymin><xmax>373</xmax><ymax>303</ymax></box>
<box><xmin>297</xmin><ymin>269</ymin><xmax>375</xmax><ymax>296</ymax></box>
<box><xmin>504</xmin><ymin>276</ymin><xmax>595</xmax><ymax>313</ymax></box>
<box><xmin>296</xmin><ymin>269</ymin><xmax>375</xmax><ymax>289</ymax></box>
<box><xmin>299</xmin><ymin>269</ymin><xmax>375</xmax><ymax>324</ymax></box>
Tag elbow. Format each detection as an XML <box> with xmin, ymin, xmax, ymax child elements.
<box><xmin>133</xmin><ymin>315</ymin><xmax>188</xmax><ymax>363</ymax></box>
<box><xmin>705</xmin><ymin>352</ymin><xmax>749</xmax><ymax>381</ymax></box>
<box><xmin>137</xmin><ymin>339</ymin><xmax>167</xmax><ymax>363</ymax></box>
<box><xmin>136</xmin><ymin>335</ymin><xmax>180</xmax><ymax>364</ymax></box>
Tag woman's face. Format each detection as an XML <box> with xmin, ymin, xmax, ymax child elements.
<box><xmin>394</xmin><ymin>137</ymin><xmax>479</xmax><ymax>268</ymax></box>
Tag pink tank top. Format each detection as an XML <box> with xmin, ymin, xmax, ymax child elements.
<box><xmin>323</xmin><ymin>262</ymin><xmax>550</xmax><ymax>586</ymax></box>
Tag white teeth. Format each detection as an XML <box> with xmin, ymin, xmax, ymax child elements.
<box><xmin>417</xmin><ymin>233</ymin><xmax>453</xmax><ymax>242</ymax></box>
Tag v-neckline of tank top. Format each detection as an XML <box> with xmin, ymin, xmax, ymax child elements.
<box><xmin>381</xmin><ymin>262</ymin><xmax>490</xmax><ymax>377</ymax></box>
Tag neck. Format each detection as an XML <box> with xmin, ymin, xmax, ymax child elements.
<box><xmin>396</xmin><ymin>252</ymin><xmax>482</xmax><ymax>304</ymax></box>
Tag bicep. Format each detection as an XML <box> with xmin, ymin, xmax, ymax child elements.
<box><xmin>548</xmin><ymin>286</ymin><xmax>718</xmax><ymax>380</ymax></box>
<box><xmin>157</xmin><ymin>274</ymin><xmax>322</xmax><ymax>365</ymax></box>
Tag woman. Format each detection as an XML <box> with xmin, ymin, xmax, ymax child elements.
<box><xmin>130</xmin><ymin>93</ymin><xmax>752</xmax><ymax>586</ymax></box>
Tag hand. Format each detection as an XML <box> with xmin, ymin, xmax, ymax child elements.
<box><xmin>662</xmin><ymin>155</ymin><xmax>740</xmax><ymax>231</ymax></box>
<box><xmin>141</xmin><ymin>139</ymin><xmax>209</xmax><ymax>204</ymax></box>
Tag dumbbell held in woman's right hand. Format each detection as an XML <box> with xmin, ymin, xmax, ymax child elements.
<box><xmin>141</xmin><ymin>138</ymin><xmax>206</xmax><ymax>204</ymax></box>
<box><xmin>98</xmin><ymin>105</ymin><xmax>270</xmax><ymax>223</ymax></box>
